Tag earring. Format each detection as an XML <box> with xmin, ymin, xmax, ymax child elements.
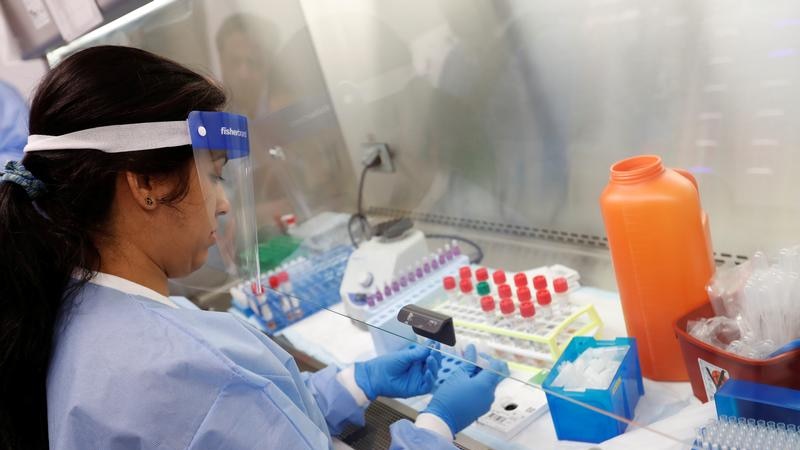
<box><xmin>145</xmin><ymin>196</ymin><xmax>154</xmax><ymax>207</ymax></box>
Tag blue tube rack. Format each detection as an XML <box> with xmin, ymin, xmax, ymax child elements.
<box><xmin>229</xmin><ymin>245</ymin><xmax>353</xmax><ymax>334</ymax></box>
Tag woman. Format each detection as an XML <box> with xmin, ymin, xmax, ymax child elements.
<box><xmin>0</xmin><ymin>46</ymin><xmax>506</xmax><ymax>450</ymax></box>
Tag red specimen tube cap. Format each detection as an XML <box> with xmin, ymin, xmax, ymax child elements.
<box><xmin>459</xmin><ymin>266</ymin><xmax>472</xmax><ymax>279</ymax></box>
<box><xmin>493</xmin><ymin>270</ymin><xmax>507</xmax><ymax>285</ymax></box>
<box><xmin>500</xmin><ymin>298</ymin><xmax>515</xmax><ymax>315</ymax></box>
<box><xmin>533</xmin><ymin>275</ymin><xmax>547</xmax><ymax>290</ymax></box>
<box><xmin>480</xmin><ymin>295</ymin><xmax>495</xmax><ymax>312</ymax></box>
<box><xmin>514</xmin><ymin>272</ymin><xmax>528</xmax><ymax>287</ymax></box>
<box><xmin>517</xmin><ymin>286</ymin><xmax>532</xmax><ymax>303</ymax></box>
<box><xmin>268</xmin><ymin>276</ymin><xmax>280</xmax><ymax>289</ymax></box>
<box><xmin>443</xmin><ymin>276</ymin><xmax>456</xmax><ymax>290</ymax></box>
<box><xmin>537</xmin><ymin>289</ymin><xmax>552</xmax><ymax>306</ymax></box>
<box><xmin>553</xmin><ymin>277</ymin><xmax>569</xmax><ymax>294</ymax></box>
<box><xmin>251</xmin><ymin>282</ymin><xmax>264</xmax><ymax>295</ymax></box>
<box><xmin>498</xmin><ymin>284</ymin><xmax>512</xmax><ymax>299</ymax></box>
<box><xmin>460</xmin><ymin>278</ymin><xmax>473</xmax><ymax>293</ymax></box>
<box><xmin>475</xmin><ymin>267</ymin><xmax>489</xmax><ymax>282</ymax></box>
<box><xmin>520</xmin><ymin>301</ymin><xmax>536</xmax><ymax>318</ymax></box>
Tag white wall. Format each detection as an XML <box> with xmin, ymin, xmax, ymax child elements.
<box><xmin>0</xmin><ymin>7</ymin><xmax>47</xmax><ymax>101</ymax></box>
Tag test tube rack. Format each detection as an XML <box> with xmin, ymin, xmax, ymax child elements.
<box><xmin>368</xmin><ymin>262</ymin><xmax>603</xmax><ymax>375</ymax></box>
<box><xmin>229</xmin><ymin>245</ymin><xmax>354</xmax><ymax>334</ymax></box>
<box><xmin>694</xmin><ymin>416</ymin><xmax>800</xmax><ymax>450</ymax></box>
<box><xmin>435</xmin><ymin>300</ymin><xmax>603</xmax><ymax>372</ymax></box>
<box><xmin>365</xmin><ymin>253</ymin><xmax>471</xmax><ymax>354</ymax></box>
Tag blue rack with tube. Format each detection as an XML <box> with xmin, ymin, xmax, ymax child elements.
<box><xmin>365</xmin><ymin>254</ymin><xmax>470</xmax><ymax>354</ymax></box>
<box><xmin>229</xmin><ymin>245</ymin><xmax>353</xmax><ymax>334</ymax></box>
<box><xmin>715</xmin><ymin>379</ymin><xmax>800</xmax><ymax>429</ymax></box>
<box><xmin>694</xmin><ymin>416</ymin><xmax>800</xmax><ymax>449</ymax></box>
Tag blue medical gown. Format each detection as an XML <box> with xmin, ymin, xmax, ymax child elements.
<box><xmin>47</xmin><ymin>283</ymin><xmax>455</xmax><ymax>449</ymax></box>
<box><xmin>0</xmin><ymin>80</ymin><xmax>28</xmax><ymax>163</ymax></box>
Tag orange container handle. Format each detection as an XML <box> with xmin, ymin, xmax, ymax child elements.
<box><xmin>673</xmin><ymin>168</ymin><xmax>699</xmax><ymax>191</ymax></box>
<box><xmin>673</xmin><ymin>167</ymin><xmax>715</xmax><ymax>271</ymax></box>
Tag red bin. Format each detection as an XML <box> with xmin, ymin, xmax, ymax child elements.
<box><xmin>674</xmin><ymin>303</ymin><xmax>800</xmax><ymax>402</ymax></box>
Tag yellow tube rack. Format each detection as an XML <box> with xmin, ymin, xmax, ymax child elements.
<box><xmin>434</xmin><ymin>300</ymin><xmax>604</xmax><ymax>376</ymax></box>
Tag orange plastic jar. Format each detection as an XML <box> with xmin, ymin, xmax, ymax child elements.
<box><xmin>600</xmin><ymin>155</ymin><xmax>714</xmax><ymax>381</ymax></box>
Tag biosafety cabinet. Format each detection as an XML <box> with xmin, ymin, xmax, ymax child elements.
<box><xmin>15</xmin><ymin>0</ymin><xmax>800</xmax><ymax>448</ymax></box>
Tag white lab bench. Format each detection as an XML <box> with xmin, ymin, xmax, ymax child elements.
<box><xmin>279</xmin><ymin>287</ymin><xmax>714</xmax><ymax>449</ymax></box>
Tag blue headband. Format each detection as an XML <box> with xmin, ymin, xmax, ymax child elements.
<box><xmin>1</xmin><ymin>161</ymin><xmax>46</xmax><ymax>199</ymax></box>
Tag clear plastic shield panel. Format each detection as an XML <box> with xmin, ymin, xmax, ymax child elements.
<box><xmin>260</xmin><ymin>283</ymin><xmax>698</xmax><ymax>450</ymax></box>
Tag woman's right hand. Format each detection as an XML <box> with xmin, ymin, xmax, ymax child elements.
<box><xmin>422</xmin><ymin>346</ymin><xmax>509</xmax><ymax>435</ymax></box>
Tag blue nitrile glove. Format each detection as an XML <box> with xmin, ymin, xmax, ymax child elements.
<box><xmin>459</xmin><ymin>343</ymin><xmax>480</xmax><ymax>376</ymax></box>
<box><xmin>422</xmin><ymin>346</ymin><xmax>509</xmax><ymax>435</ymax></box>
<box><xmin>355</xmin><ymin>341</ymin><xmax>443</xmax><ymax>400</ymax></box>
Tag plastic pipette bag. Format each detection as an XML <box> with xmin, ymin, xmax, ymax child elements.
<box><xmin>707</xmin><ymin>259</ymin><xmax>752</xmax><ymax>319</ymax></box>
<box><xmin>703</xmin><ymin>246</ymin><xmax>800</xmax><ymax>357</ymax></box>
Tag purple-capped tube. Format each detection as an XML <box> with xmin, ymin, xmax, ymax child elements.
<box><xmin>415</xmin><ymin>266</ymin><xmax>424</xmax><ymax>279</ymax></box>
<box><xmin>408</xmin><ymin>269</ymin><xmax>417</xmax><ymax>283</ymax></box>
<box><xmin>444</xmin><ymin>243</ymin><xmax>454</xmax><ymax>261</ymax></box>
<box><xmin>438</xmin><ymin>250</ymin><xmax>447</xmax><ymax>265</ymax></box>
<box><xmin>366</xmin><ymin>294</ymin><xmax>376</xmax><ymax>307</ymax></box>
<box><xmin>384</xmin><ymin>284</ymin><xmax>393</xmax><ymax>297</ymax></box>
<box><xmin>375</xmin><ymin>290</ymin><xmax>384</xmax><ymax>302</ymax></box>
<box><xmin>431</xmin><ymin>258</ymin><xmax>440</xmax><ymax>270</ymax></box>
<box><xmin>452</xmin><ymin>240</ymin><xmax>462</xmax><ymax>256</ymax></box>
<box><xmin>400</xmin><ymin>275</ymin><xmax>408</xmax><ymax>288</ymax></box>
<box><xmin>391</xmin><ymin>280</ymin><xmax>401</xmax><ymax>293</ymax></box>
<box><xmin>423</xmin><ymin>257</ymin><xmax>432</xmax><ymax>274</ymax></box>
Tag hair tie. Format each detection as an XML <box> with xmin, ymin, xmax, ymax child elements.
<box><xmin>1</xmin><ymin>161</ymin><xmax>46</xmax><ymax>199</ymax></box>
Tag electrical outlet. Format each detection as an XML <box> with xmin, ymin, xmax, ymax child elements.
<box><xmin>362</xmin><ymin>143</ymin><xmax>394</xmax><ymax>173</ymax></box>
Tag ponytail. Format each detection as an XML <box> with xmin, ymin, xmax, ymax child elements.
<box><xmin>0</xmin><ymin>178</ymin><xmax>91</xmax><ymax>448</ymax></box>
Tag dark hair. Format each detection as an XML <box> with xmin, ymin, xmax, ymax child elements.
<box><xmin>0</xmin><ymin>45</ymin><xmax>225</xmax><ymax>449</ymax></box>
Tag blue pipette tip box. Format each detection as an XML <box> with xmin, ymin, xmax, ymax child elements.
<box><xmin>542</xmin><ymin>337</ymin><xmax>644</xmax><ymax>443</ymax></box>
<box><xmin>715</xmin><ymin>379</ymin><xmax>800</xmax><ymax>426</ymax></box>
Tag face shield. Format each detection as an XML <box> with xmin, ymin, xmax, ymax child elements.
<box><xmin>24</xmin><ymin>111</ymin><xmax>261</xmax><ymax>287</ymax></box>
<box><xmin>187</xmin><ymin>111</ymin><xmax>260</xmax><ymax>283</ymax></box>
